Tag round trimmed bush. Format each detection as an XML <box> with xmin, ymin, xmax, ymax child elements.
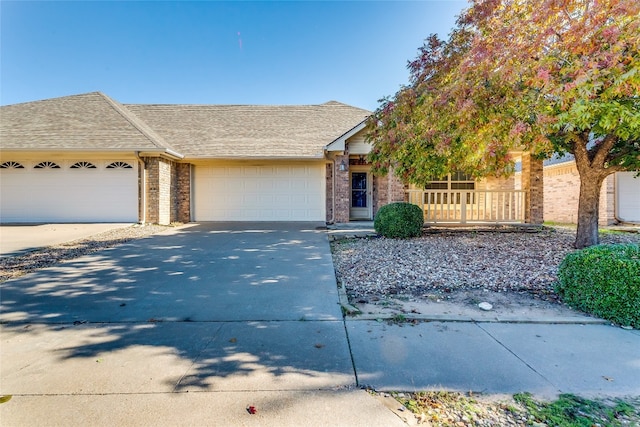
<box><xmin>374</xmin><ymin>202</ymin><xmax>424</xmax><ymax>239</ymax></box>
<box><xmin>556</xmin><ymin>244</ymin><xmax>640</xmax><ymax>328</ymax></box>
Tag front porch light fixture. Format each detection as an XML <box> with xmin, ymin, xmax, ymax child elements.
<box><xmin>339</xmin><ymin>160</ymin><xmax>347</xmax><ymax>171</ymax></box>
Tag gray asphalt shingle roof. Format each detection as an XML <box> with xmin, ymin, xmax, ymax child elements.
<box><xmin>0</xmin><ymin>92</ymin><xmax>178</xmax><ymax>154</ymax></box>
<box><xmin>125</xmin><ymin>101</ymin><xmax>371</xmax><ymax>159</ymax></box>
<box><xmin>0</xmin><ymin>92</ymin><xmax>371</xmax><ymax>159</ymax></box>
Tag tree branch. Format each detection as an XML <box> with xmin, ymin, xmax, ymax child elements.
<box><xmin>603</xmin><ymin>164</ymin><xmax>628</xmax><ymax>175</ymax></box>
<box><xmin>573</xmin><ymin>134</ymin><xmax>590</xmax><ymax>171</ymax></box>
<box><xmin>592</xmin><ymin>134</ymin><xmax>617</xmax><ymax>168</ymax></box>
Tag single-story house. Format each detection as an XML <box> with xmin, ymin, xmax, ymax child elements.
<box><xmin>0</xmin><ymin>92</ymin><xmax>545</xmax><ymax>225</ymax></box>
<box><xmin>541</xmin><ymin>155</ymin><xmax>640</xmax><ymax>225</ymax></box>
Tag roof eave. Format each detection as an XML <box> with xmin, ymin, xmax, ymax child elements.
<box><xmin>184</xmin><ymin>154</ymin><xmax>326</xmax><ymax>161</ymax></box>
<box><xmin>137</xmin><ymin>148</ymin><xmax>184</xmax><ymax>160</ymax></box>
<box><xmin>325</xmin><ymin>119</ymin><xmax>368</xmax><ymax>152</ymax></box>
<box><xmin>0</xmin><ymin>147</ymin><xmax>183</xmax><ymax>159</ymax></box>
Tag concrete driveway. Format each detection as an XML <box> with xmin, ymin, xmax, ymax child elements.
<box><xmin>3</xmin><ymin>222</ymin><xmax>639</xmax><ymax>425</ymax></box>
<box><xmin>0</xmin><ymin>222</ymin><xmax>405</xmax><ymax>426</ymax></box>
<box><xmin>0</xmin><ymin>223</ymin><xmax>132</xmax><ymax>257</ymax></box>
<box><xmin>1</xmin><ymin>222</ymin><xmax>342</xmax><ymax>323</ymax></box>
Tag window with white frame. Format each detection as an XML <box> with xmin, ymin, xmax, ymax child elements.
<box><xmin>424</xmin><ymin>172</ymin><xmax>475</xmax><ymax>204</ymax></box>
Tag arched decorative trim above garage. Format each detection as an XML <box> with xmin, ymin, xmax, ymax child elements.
<box><xmin>0</xmin><ymin>161</ymin><xmax>24</xmax><ymax>169</ymax></box>
<box><xmin>106</xmin><ymin>161</ymin><xmax>133</xmax><ymax>169</ymax></box>
<box><xmin>34</xmin><ymin>161</ymin><xmax>61</xmax><ymax>169</ymax></box>
<box><xmin>70</xmin><ymin>161</ymin><xmax>97</xmax><ymax>169</ymax></box>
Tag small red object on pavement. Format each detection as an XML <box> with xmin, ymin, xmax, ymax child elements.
<box><xmin>247</xmin><ymin>405</ymin><xmax>257</xmax><ymax>414</ymax></box>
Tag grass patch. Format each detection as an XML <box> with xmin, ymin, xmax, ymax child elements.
<box><xmin>514</xmin><ymin>392</ymin><xmax>637</xmax><ymax>427</ymax></box>
<box><xmin>389</xmin><ymin>314</ymin><xmax>406</xmax><ymax>323</ymax></box>
<box><xmin>544</xmin><ymin>221</ymin><xmax>577</xmax><ymax>228</ymax></box>
<box><xmin>394</xmin><ymin>391</ymin><xmax>525</xmax><ymax>425</ymax></box>
<box><xmin>392</xmin><ymin>391</ymin><xmax>639</xmax><ymax>426</ymax></box>
<box><xmin>600</xmin><ymin>228</ymin><xmax>627</xmax><ymax>236</ymax></box>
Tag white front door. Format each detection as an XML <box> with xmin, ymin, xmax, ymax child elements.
<box><xmin>349</xmin><ymin>169</ymin><xmax>372</xmax><ymax>220</ymax></box>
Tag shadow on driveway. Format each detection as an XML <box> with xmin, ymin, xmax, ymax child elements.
<box><xmin>1</xmin><ymin>222</ymin><xmax>354</xmax><ymax>393</ymax></box>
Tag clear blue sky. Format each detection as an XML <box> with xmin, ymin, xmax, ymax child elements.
<box><xmin>1</xmin><ymin>1</ymin><xmax>467</xmax><ymax>110</ymax></box>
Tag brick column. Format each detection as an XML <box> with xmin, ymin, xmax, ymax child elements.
<box><xmin>334</xmin><ymin>155</ymin><xmax>350</xmax><ymax>223</ymax></box>
<box><xmin>144</xmin><ymin>157</ymin><xmax>174</xmax><ymax>225</ymax></box>
<box><xmin>157</xmin><ymin>159</ymin><xmax>172</xmax><ymax>225</ymax></box>
<box><xmin>145</xmin><ymin>157</ymin><xmax>159</xmax><ymax>224</ymax></box>
<box><xmin>388</xmin><ymin>167</ymin><xmax>406</xmax><ymax>203</ymax></box>
<box><xmin>372</xmin><ymin>169</ymin><xmax>406</xmax><ymax>216</ymax></box>
<box><xmin>522</xmin><ymin>153</ymin><xmax>544</xmax><ymax>224</ymax></box>
<box><xmin>175</xmin><ymin>163</ymin><xmax>191</xmax><ymax>223</ymax></box>
<box><xmin>325</xmin><ymin>163</ymin><xmax>334</xmax><ymax>222</ymax></box>
<box><xmin>372</xmin><ymin>175</ymin><xmax>386</xmax><ymax>216</ymax></box>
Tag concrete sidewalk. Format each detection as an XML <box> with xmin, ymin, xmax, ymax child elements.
<box><xmin>1</xmin><ymin>222</ymin><xmax>639</xmax><ymax>426</ymax></box>
<box><xmin>347</xmin><ymin>320</ymin><xmax>640</xmax><ymax>398</ymax></box>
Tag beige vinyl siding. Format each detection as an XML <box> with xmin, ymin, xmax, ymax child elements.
<box><xmin>347</xmin><ymin>136</ymin><xmax>371</xmax><ymax>155</ymax></box>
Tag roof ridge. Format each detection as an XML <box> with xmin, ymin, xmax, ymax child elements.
<box><xmin>0</xmin><ymin>91</ymin><xmax>105</xmax><ymax>108</ymax></box>
<box><xmin>97</xmin><ymin>93</ymin><xmax>183</xmax><ymax>157</ymax></box>
<box><xmin>125</xmin><ymin>101</ymin><xmax>370</xmax><ymax>110</ymax></box>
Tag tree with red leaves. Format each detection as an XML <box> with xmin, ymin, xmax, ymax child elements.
<box><xmin>366</xmin><ymin>0</ymin><xmax>640</xmax><ymax>248</ymax></box>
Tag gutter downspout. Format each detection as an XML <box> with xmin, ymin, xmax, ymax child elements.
<box><xmin>135</xmin><ymin>151</ymin><xmax>146</xmax><ymax>225</ymax></box>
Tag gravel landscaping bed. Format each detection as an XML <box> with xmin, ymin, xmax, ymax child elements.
<box><xmin>332</xmin><ymin>227</ymin><xmax>640</xmax><ymax>305</ymax></box>
<box><xmin>0</xmin><ymin>224</ymin><xmax>171</xmax><ymax>283</ymax></box>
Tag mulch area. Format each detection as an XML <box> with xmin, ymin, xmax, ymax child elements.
<box><xmin>332</xmin><ymin>226</ymin><xmax>640</xmax><ymax>304</ymax></box>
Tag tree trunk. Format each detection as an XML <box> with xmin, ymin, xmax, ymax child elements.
<box><xmin>574</xmin><ymin>173</ymin><xmax>605</xmax><ymax>249</ymax></box>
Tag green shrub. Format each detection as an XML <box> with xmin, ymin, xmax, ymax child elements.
<box><xmin>556</xmin><ymin>244</ymin><xmax>640</xmax><ymax>328</ymax></box>
<box><xmin>374</xmin><ymin>202</ymin><xmax>424</xmax><ymax>239</ymax></box>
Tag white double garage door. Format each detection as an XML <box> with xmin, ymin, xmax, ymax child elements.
<box><xmin>0</xmin><ymin>159</ymin><xmax>138</xmax><ymax>223</ymax></box>
<box><xmin>193</xmin><ymin>162</ymin><xmax>326</xmax><ymax>221</ymax></box>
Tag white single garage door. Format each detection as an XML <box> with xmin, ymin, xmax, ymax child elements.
<box><xmin>194</xmin><ymin>163</ymin><xmax>325</xmax><ymax>221</ymax></box>
<box><xmin>0</xmin><ymin>160</ymin><xmax>138</xmax><ymax>223</ymax></box>
<box><xmin>617</xmin><ymin>172</ymin><xmax>640</xmax><ymax>223</ymax></box>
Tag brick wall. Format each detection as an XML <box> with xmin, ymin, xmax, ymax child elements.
<box><xmin>477</xmin><ymin>176</ymin><xmax>515</xmax><ymax>191</ymax></box>
<box><xmin>176</xmin><ymin>163</ymin><xmax>191</xmax><ymax>223</ymax></box>
<box><xmin>143</xmin><ymin>157</ymin><xmax>191</xmax><ymax>225</ymax></box>
<box><xmin>544</xmin><ymin>162</ymin><xmax>615</xmax><ymax>225</ymax></box>
<box><xmin>145</xmin><ymin>157</ymin><xmax>160</xmax><ymax>224</ymax></box>
<box><xmin>371</xmin><ymin>168</ymin><xmax>405</xmax><ymax>216</ymax></box>
<box><xmin>372</xmin><ymin>174</ymin><xmax>387</xmax><ymax>216</ymax></box>
<box><xmin>333</xmin><ymin>154</ymin><xmax>350</xmax><ymax>223</ymax></box>
<box><xmin>325</xmin><ymin>163</ymin><xmax>333</xmax><ymax>222</ymax></box>
<box><xmin>388</xmin><ymin>167</ymin><xmax>406</xmax><ymax>203</ymax></box>
<box><xmin>522</xmin><ymin>153</ymin><xmax>544</xmax><ymax>224</ymax></box>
